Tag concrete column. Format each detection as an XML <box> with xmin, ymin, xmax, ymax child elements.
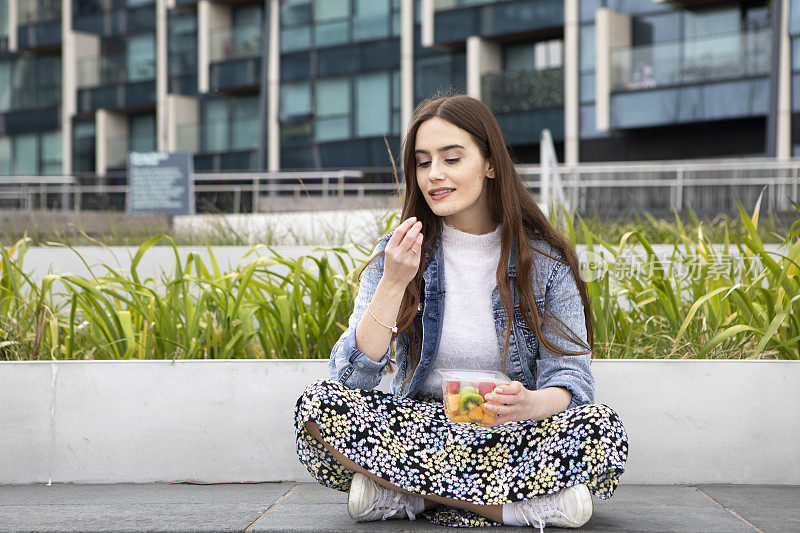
<box><xmin>777</xmin><ymin>0</ymin><xmax>791</xmax><ymax>159</ymax></box>
<box><xmin>595</xmin><ymin>8</ymin><xmax>630</xmax><ymax>132</ymax></box>
<box><xmin>61</xmin><ymin>0</ymin><xmax>75</xmax><ymax>175</ymax></box>
<box><xmin>96</xmin><ymin>110</ymin><xmax>128</xmax><ymax>178</ymax></box>
<box><xmin>400</xmin><ymin>0</ymin><xmax>414</xmax><ymax>136</ymax></box>
<box><xmin>420</xmin><ymin>0</ymin><xmax>434</xmax><ymax>48</ymax></box>
<box><xmin>267</xmin><ymin>0</ymin><xmax>280</xmax><ymax>171</ymax></box>
<box><xmin>156</xmin><ymin>0</ymin><xmax>169</xmax><ymax>151</ymax></box>
<box><xmin>166</xmin><ymin>95</ymin><xmax>199</xmax><ymax>152</ymax></box>
<box><xmin>8</xmin><ymin>0</ymin><xmax>17</xmax><ymax>51</ymax></box>
<box><xmin>564</xmin><ymin>0</ymin><xmax>580</xmax><ymax>164</ymax></box>
<box><xmin>466</xmin><ymin>36</ymin><xmax>501</xmax><ymax>100</ymax></box>
<box><xmin>197</xmin><ymin>1</ymin><xmax>231</xmax><ymax>94</ymax></box>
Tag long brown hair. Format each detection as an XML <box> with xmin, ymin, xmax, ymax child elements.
<box><xmin>358</xmin><ymin>94</ymin><xmax>593</xmax><ymax>388</ymax></box>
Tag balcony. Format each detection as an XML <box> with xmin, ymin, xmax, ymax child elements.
<box><xmin>608</xmin><ymin>29</ymin><xmax>771</xmax><ymax>130</ymax></box>
<box><xmin>482</xmin><ymin>68</ymin><xmax>564</xmax><ymax>113</ymax></box>
<box><xmin>0</xmin><ymin>85</ymin><xmax>62</xmax><ymax>135</ymax></box>
<box><xmin>17</xmin><ymin>0</ymin><xmax>62</xmax><ymax>49</ymax></box>
<box><xmin>610</xmin><ymin>29</ymin><xmax>770</xmax><ymax>92</ymax></box>
<box><xmin>76</xmin><ymin>55</ymin><xmax>156</xmax><ymax>112</ymax></box>
<box><xmin>433</xmin><ymin>0</ymin><xmax>563</xmax><ymax>46</ymax></box>
<box><xmin>208</xmin><ymin>25</ymin><xmax>262</xmax><ymax>92</ymax></box>
<box><xmin>480</xmin><ymin>68</ymin><xmax>564</xmax><ymax>145</ymax></box>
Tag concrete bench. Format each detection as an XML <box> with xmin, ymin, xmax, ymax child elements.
<box><xmin>1</xmin><ymin>359</ymin><xmax>797</xmax><ymax>485</ymax></box>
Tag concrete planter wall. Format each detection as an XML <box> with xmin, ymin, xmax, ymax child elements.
<box><xmin>1</xmin><ymin>359</ymin><xmax>797</xmax><ymax>485</ymax></box>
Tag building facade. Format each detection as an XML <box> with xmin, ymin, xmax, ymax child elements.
<box><xmin>0</xmin><ymin>0</ymin><xmax>794</xmax><ymax>180</ymax></box>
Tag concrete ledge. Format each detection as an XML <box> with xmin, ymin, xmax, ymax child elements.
<box><xmin>0</xmin><ymin>359</ymin><xmax>798</xmax><ymax>485</ymax></box>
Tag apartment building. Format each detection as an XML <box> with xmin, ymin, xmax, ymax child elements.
<box><xmin>0</xmin><ymin>0</ymin><xmax>792</xmax><ymax>180</ymax></box>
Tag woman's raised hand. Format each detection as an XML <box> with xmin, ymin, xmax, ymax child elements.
<box><xmin>381</xmin><ymin>217</ymin><xmax>424</xmax><ymax>291</ymax></box>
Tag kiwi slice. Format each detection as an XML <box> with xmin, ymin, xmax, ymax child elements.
<box><xmin>459</xmin><ymin>393</ymin><xmax>485</xmax><ymax>415</ymax></box>
<box><xmin>458</xmin><ymin>386</ymin><xmax>477</xmax><ymax>395</ymax></box>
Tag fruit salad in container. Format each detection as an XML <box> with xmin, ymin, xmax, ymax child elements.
<box><xmin>435</xmin><ymin>369</ymin><xmax>511</xmax><ymax>427</ymax></box>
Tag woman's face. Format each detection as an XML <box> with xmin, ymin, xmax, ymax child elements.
<box><xmin>414</xmin><ymin>117</ymin><xmax>495</xmax><ymax>234</ymax></box>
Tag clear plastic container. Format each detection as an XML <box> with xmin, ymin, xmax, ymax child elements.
<box><xmin>434</xmin><ymin>369</ymin><xmax>511</xmax><ymax>426</ymax></box>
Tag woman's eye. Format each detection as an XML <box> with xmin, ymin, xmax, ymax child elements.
<box><xmin>416</xmin><ymin>161</ymin><xmax>431</xmax><ymax>168</ymax></box>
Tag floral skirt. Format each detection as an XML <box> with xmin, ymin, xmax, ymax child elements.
<box><xmin>294</xmin><ymin>379</ymin><xmax>628</xmax><ymax>528</ymax></box>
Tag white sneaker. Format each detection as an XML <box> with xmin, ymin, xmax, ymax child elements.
<box><xmin>347</xmin><ymin>472</ymin><xmax>419</xmax><ymax>522</ymax></box>
<box><xmin>512</xmin><ymin>484</ymin><xmax>593</xmax><ymax>532</ymax></box>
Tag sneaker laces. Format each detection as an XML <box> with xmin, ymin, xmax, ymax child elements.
<box><xmin>372</xmin><ymin>487</ymin><xmax>417</xmax><ymax>521</ymax></box>
<box><xmin>515</xmin><ymin>495</ymin><xmax>571</xmax><ymax>533</ymax></box>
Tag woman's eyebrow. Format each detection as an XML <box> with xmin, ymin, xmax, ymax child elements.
<box><xmin>414</xmin><ymin>144</ymin><xmax>465</xmax><ymax>155</ymax></box>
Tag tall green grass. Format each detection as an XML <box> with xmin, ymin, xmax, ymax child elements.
<box><xmin>0</xmin><ymin>199</ymin><xmax>797</xmax><ymax>361</ymax></box>
<box><xmin>555</xmin><ymin>192</ymin><xmax>800</xmax><ymax>360</ymax></box>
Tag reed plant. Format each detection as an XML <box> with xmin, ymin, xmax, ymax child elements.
<box><xmin>554</xmin><ymin>190</ymin><xmax>799</xmax><ymax>360</ymax></box>
<box><xmin>0</xmin><ymin>196</ymin><xmax>796</xmax><ymax>360</ymax></box>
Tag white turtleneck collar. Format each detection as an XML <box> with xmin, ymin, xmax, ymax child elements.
<box><xmin>441</xmin><ymin>220</ymin><xmax>502</xmax><ymax>256</ymax></box>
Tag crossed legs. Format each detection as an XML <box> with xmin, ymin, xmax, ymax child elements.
<box><xmin>303</xmin><ymin>421</ymin><xmax>504</xmax><ymax>524</ymax></box>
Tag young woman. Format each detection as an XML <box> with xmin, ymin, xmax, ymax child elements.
<box><xmin>294</xmin><ymin>94</ymin><xmax>628</xmax><ymax>530</ymax></box>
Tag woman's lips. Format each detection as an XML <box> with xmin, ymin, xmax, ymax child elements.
<box><xmin>430</xmin><ymin>189</ymin><xmax>454</xmax><ymax>200</ymax></box>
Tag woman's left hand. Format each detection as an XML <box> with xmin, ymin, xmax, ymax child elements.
<box><xmin>484</xmin><ymin>381</ymin><xmax>542</xmax><ymax>424</ymax></box>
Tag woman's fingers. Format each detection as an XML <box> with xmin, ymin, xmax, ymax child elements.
<box><xmin>388</xmin><ymin>217</ymin><xmax>417</xmax><ymax>249</ymax></box>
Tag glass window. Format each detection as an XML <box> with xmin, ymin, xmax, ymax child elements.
<box><xmin>684</xmin><ymin>6</ymin><xmax>739</xmax><ymax>40</ymax></box>
<box><xmin>231</xmin><ymin>95</ymin><xmax>259</xmax><ymax>150</ymax></box>
<box><xmin>314</xmin><ymin>0</ymin><xmax>350</xmax><ymax>22</ymax></box>
<box><xmin>392</xmin><ymin>69</ymin><xmax>401</xmax><ymax>135</ymax></box>
<box><xmin>233</xmin><ymin>4</ymin><xmax>263</xmax><ymax>57</ymax></box>
<box><xmin>580</xmin><ymin>0</ymin><xmax>601</xmax><ymax>23</ymax></box>
<box><xmin>315</xmin><ymin>20</ymin><xmax>349</xmax><ymax>47</ymax></box>
<box><xmin>504</xmin><ymin>42</ymin><xmax>536</xmax><ymax>71</ymax></box>
<box><xmin>535</xmin><ymin>40</ymin><xmax>563</xmax><ymax>69</ymax></box>
<box><xmin>0</xmin><ymin>61</ymin><xmax>10</xmax><ymax>112</ymax></box>
<box><xmin>127</xmin><ymin>33</ymin><xmax>156</xmax><ymax>82</ymax></box>
<box><xmin>280</xmin><ymin>81</ymin><xmax>311</xmax><ymax>118</ymax></box>
<box><xmin>580</xmin><ymin>25</ymin><xmax>595</xmax><ymax>72</ymax></box>
<box><xmin>281</xmin><ymin>26</ymin><xmax>311</xmax><ymax>52</ymax></box>
<box><xmin>632</xmin><ymin>13</ymin><xmax>680</xmax><ymax>46</ymax></box>
<box><xmin>13</xmin><ymin>134</ymin><xmax>39</xmax><ymax>175</ymax></box>
<box><xmin>204</xmin><ymin>99</ymin><xmax>229</xmax><ymax>152</ymax></box>
<box><xmin>580</xmin><ymin>72</ymin><xmax>595</xmax><ymax>103</ymax></box>
<box><xmin>41</xmin><ymin>131</ymin><xmax>62</xmax><ymax>175</ymax></box>
<box><xmin>315</xmin><ymin>77</ymin><xmax>351</xmax><ymax>141</ymax></box>
<box><xmin>791</xmin><ymin>0</ymin><xmax>800</xmax><ymax>35</ymax></box>
<box><xmin>794</xmin><ymin>38</ymin><xmax>800</xmax><ymax>71</ymax></box>
<box><xmin>353</xmin><ymin>0</ymin><xmax>390</xmax><ymax>41</ymax></box>
<box><xmin>356</xmin><ymin>72</ymin><xmax>390</xmax><ymax>137</ymax></box>
<box><xmin>315</xmin><ymin>0</ymin><xmax>350</xmax><ymax>21</ymax></box>
<box><xmin>129</xmin><ymin>113</ymin><xmax>155</xmax><ymax>152</ymax></box>
<box><xmin>0</xmin><ymin>137</ymin><xmax>10</xmax><ymax>175</ymax></box>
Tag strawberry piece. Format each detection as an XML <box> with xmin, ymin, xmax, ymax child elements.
<box><xmin>478</xmin><ymin>381</ymin><xmax>495</xmax><ymax>398</ymax></box>
<box><xmin>447</xmin><ymin>380</ymin><xmax>460</xmax><ymax>394</ymax></box>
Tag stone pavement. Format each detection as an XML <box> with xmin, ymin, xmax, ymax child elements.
<box><xmin>0</xmin><ymin>482</ymin><xmax>797</xmax><ymax>532</ymax></box>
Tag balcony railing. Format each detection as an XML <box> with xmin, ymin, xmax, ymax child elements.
<box><xmin>611</xmin><ymin>29</ymin><xmax>771</xmax><ymax>92</ymax></box>
<box><xmin>209</xmin><ymin>25</ymin><xmax>262</xmax><ymax>62</ymax></box>
<box><xmin>18</xmin><ymin>0</ymin><xmax>62</xmax><ymax>25</ymax></box>
<box><xmin>481</xmin><ymin>68</ymin><xmax>564</xmax><ymax>113</ymax></box>
<box><xmin>5</xmin><ymin>85</ymin><xmax>62</xmax><ymax>110</ymax></box>
<box><xmin>77</xmin><ymin>54</ymin><xmax>156</xmax><ymax>88</ymax></box>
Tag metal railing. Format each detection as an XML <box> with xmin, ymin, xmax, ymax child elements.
<box><xmin>0</xmin><ymin>162</ymin><xmax>798</xmax><ymax>215</ymax></box>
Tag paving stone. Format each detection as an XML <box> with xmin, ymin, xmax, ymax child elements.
<box><xmin>697</xmin><ymin>485</ymin><xmax>800</xmax><ymax>532</ymax></box>
<box><xmin>0</xmin><ymin>482</ymin><xmax>289</xmax><ymax>533</ymax></box>
<box><xmin>251</xmin><ymin>483</ymin><xmax>755</xmax><ymax>533</ymax></box>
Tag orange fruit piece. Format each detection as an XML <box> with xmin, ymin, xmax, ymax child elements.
<box><xmin>447</xmin><ymin>394</ymin><xmax>460</xmax><ymax>412</ymax></box>
<box><xmin>468</xmin><ymin>405</ymin><xmax>483</xmax><ymax>420</ymax></box>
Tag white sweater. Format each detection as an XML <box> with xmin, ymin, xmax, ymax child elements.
<box><xmin>418</xmin><ymin>220</ymin><xmax>505</xmax><ymax>400</ymax></box>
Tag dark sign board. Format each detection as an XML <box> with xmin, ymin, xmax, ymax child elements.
<box><xmin>128</xmin><ymin>152</ymin><xmax>195</xmax><ymax>216</ymax></box>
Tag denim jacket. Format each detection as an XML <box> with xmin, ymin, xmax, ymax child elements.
<box><xmin>329</xmin><ymin>229</ymin><xmax>595</xmax><ymax>411</ymax></box>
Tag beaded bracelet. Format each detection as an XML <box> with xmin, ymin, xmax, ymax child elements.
<box><xmin>367</xmin><ymin>303</ymin><xmax>397</xmax><ymax>333</ymax></box>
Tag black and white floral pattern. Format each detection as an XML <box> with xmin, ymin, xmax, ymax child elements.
<box><xmin>295</xmin><ymin>379</ymin><xmax>628</xmax><ymax>528</ymax></box>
